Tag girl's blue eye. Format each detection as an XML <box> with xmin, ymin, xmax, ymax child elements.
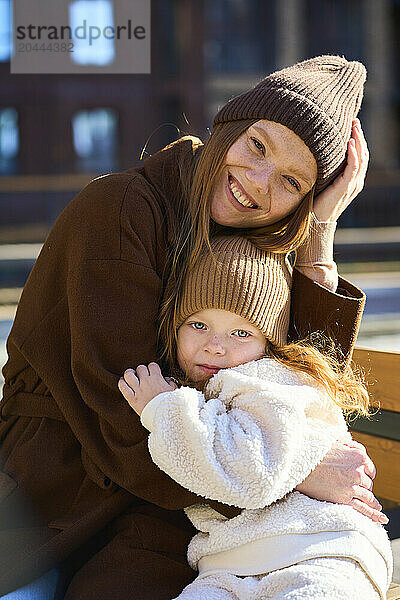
<box><xmin>191</xmin><ymin>322</ymin><xmax>206</xmax><ymax>330</ymax></box>
<box><xmin>235</xmin><ymin>330</ymin><xmax>250</xmax><ymax>338</ymax></box>
<box><xmin>286</xmin><ymin>176</ymin><xmax>300</xmax><ymax>191</ymax></box>
<box><xmin>251</xmin><ymin>137</ymin><xmax>265</xmax><ymax>154</ymax></box>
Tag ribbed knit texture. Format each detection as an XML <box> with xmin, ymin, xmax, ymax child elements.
<box><xmin>177</xmin><ymin>236</ymin><xmax>291</xmax><ymax>347</ymax></box>
<box><xmin>213</xmin><ymin>55</ymin><xmax>366</xmax><ymax>194</ymax></box>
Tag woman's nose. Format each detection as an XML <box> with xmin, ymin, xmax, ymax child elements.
<box><xmin>246</xmin><ymin>164</ymin><xmax>273</xmax><ymax>194</ymax></box>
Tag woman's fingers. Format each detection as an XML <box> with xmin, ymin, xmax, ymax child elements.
<box><xmin>352</xmin><ymin>485</ymin><xmax>381</xmax><ymax>510</ymax></box>
<box><xmin>347</xmin><ymin>120</ymin><xmax>369</xmax><ymax>196</ymax></box>
<box><xmin>312</xmin><ymin>120</ymin><xmax>369</xmax><ymax>222</ymax></box>
<box><xmin>349</xmin><ymin>475</ymin><xmax>388</xmax><ymax>524</ymax></box>
<box><xmin>331</xmin><ymin>121</ymin><xmax>364</xmax><ymax>198</ymax></box>
<box><xmin>351</xmin><ymin>122</ymin><xmax>368</xmax><ymax>192</ymax></box>
<box><xmin>353</xmin><ymin>119</ymin><xmax>369</xmax><ymax>163</ymax></box>
<box><xmin>361</xmin><ymin>452</ymin><xmax>376</xmax><ymax>481</ymax></box>
<box><xmin>349</xmin><ymin>497</ymin><xmax>388</xmax><ymax>524</ymax></box>
<box><xmin>344</xmin><ymin>439</ymin><xmax>376</xmax><ymax>480</ymax></box>
<box><xmin>342</xmin><ymin>137</ymin><xmax>359</xmax><ymax>187</ymax></box>
<box><xmin>361</xmin><ymin>472</ymin><xmax>374</xmax><ymax>492</ymax></box>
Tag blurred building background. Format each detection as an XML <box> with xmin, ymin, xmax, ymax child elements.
<box><xmin>0</xmin><ymin>0</ymin><xmax>400</xmax><ymax>375</ymax></box>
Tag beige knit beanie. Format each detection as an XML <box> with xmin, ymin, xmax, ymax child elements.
<box><xmin>213</xmin><ymin>55</ymin><xmax>366</xmax><ymax>194</ymax></box>
<box><xmin>177</xmin><ymin>236</ymin><xmax>292</xmax><ymax>347</ymax></box>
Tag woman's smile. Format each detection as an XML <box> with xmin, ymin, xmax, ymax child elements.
<box><xmin>226</xmin><ymin>173</ymin><xmax>259</xmax><ymax>211</ymax></box>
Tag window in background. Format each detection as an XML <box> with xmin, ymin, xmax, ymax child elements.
<box><xmin>0</xmin><ymin>0</ymin><xmax>12</xmax><ymax>62</ymax></box>
<box><xmin>0</xmin><ymin>107</ymin><xmax>19</xmax><ymax>174</ymax></box>
<box><xmin>203</xmin><ymin>0</ymin><xmax>276</xmax><ymax>124</ymax></box>
<box><xmin>156</xmin><ymin>0</ymin><xmax>177</xmax><ymax>76</ymax></box>
<box><xmin>69</xmin><ymin>0</ymin><xmax>115</xmax><ymax>66</ymax></box>
<box><xmin>391</xmin><ymin>0</ymin><xmax>400</xmax><ymax>168</ymax></box>
<box><xmin>304</xmin><ymin>0</ymin><xmax>364</xmax><ymax>60</ymax></box>
<box><xmin>72</xmin><ymin>108</ymin><xmax>118</xmax><ymax>172</ymax></box>
<box><xmin>204</xmin><ymin>0</ymin><xmax>276</xmax><ymax>74</ymax></box>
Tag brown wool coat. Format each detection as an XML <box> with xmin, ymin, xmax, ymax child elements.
<box><xmin>0</xmin><ymin>137</ymin><xmax>365</xmax><ymax>599</ymax></box>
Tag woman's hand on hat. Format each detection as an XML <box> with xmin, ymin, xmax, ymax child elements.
<box><xmin>118</xmin><ymin>363</ymin><xmax>178</xmax><ymax>417</ymax></box>
<box><xmin>312</xmin><ymin>119</ymin><xmax>369</xmax><ymax>223</ymax></box>
<box><xmin>295</xmin><ymin>438</ymin><xmax>388</xmax><ymax>524</ymax></box>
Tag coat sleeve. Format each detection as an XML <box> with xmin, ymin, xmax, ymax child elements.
<box><xmin>289</xmin><ymin>268</ymin><xmax>365</xmax><ymax>364</ymax></box>
<box><xmin>140</xmin><ymin>371</ymin><xmax>346</xmax><ymax>509</ymax></box>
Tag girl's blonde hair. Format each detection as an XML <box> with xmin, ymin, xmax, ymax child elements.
<box><xmin>159</xmin><ymin>120</ymin><xmax>315</xmax><ymax>366</ymax></box>
<box><xmin>268</xmin><ymin>339</ymin><xmax>370</xmax><ymax>417</ymax></box>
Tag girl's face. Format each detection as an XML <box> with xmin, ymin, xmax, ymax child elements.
<box><xmin>177</xmin><ymin>309</ymin><xmax>267</xmax><ymax>383</ymax></box>
<box><xmin>210</xmin><ymin>120</ymin><xmax>318</xmax><ymax>228</ymax></box>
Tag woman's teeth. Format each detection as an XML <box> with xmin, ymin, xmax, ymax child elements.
<box><xmin>229</xmin><ymin>178</ymin><xmax>256</xmax><ymax>208</ymax></box>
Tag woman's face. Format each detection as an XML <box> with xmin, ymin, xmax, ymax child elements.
<box><xmin>210</xmin><ymin>120</ymin><xmax>318</xmax><ymax>228</ymax></box>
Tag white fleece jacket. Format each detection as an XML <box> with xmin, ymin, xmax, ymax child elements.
<box><xmin>140</xmin><ymin>358</ymin><xmax>392</xmax><ymax>599</ymax></box>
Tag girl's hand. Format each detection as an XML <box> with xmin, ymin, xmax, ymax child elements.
<box><xmin>295</xmin><ymin>439</ymin><xmax>388</xmax><ymax>524</ymax></box>
<box><xmin>118</xmin><ymin>362</ymin><xmax>177</xmax><ymax>417</ymax></box>
<box><xmin>313</xmin><ymin>119</ymin><xmax>369</xmax><ymax>223</ymax></box>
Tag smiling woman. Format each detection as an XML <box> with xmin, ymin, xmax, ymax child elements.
<box><xmin>210</xmin><ymin>120</ymin><xmax>318</xmax><ymax>228</ymax></box>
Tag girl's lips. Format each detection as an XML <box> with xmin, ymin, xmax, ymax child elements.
<box><xmin>225</xmin><ymin>174</ymin><xmax>259</xmax><ymax>212</ymax></box>
<box><xmin>198</xmin><ymin>365</ymin><xmax>222</xmax><ymax>375</ymax></box>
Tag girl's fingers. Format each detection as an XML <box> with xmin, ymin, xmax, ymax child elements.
<box><xmin>136</xmin><ymin>364</ymin><xmax>150</xmax><ymax>379</ymax></box>
<box><xmin>123</xmin><ymin>368</ymin><xmax>139</xmax><ymax>387</ymax></box>
<box><xmin>148</xmin><ymin>362</ymin><xmax>162</xmax><ymax>376</ymax></box>
<box><xmin>165</xmin><ymin>376</ymin><xmax>178</xmax><ymax>390</ymax></box>
<box><xmin>118</xmin><ymin>377</ymin><xmax>137</xmax><ymax>405</ymax></box>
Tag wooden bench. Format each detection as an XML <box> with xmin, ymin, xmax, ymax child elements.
<box><xmin>351</xmin><ymin>347</ymin><xmax>400</xmax><ymax>599</ymax></box>
<box><xmin>388</xmin><ymin>583</ymin><xmax>400</xmax><ymax>600</ymax></box>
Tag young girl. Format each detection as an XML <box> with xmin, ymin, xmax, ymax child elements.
<box><xmin>119</xmin><ymin>235</ymin><xmax>392</xmax><ymax>600</ymax></box>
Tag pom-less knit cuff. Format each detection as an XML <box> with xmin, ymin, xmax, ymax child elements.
<box><xmin>295</xmin><ymin>213</ymin><xmax>338</xmax><ymax>292</ymax></box>
<box><xmin>296</xmin><ymin>213</ymin><xmax>337</xmax><ymax>266</ymax></box>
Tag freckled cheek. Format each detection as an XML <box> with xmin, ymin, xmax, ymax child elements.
<box><xmin>177</xmin><ymin>333</ymin><xmax>201</xmax><ymax>371</ymax></box>
<box><xmin>210</xmin><ymin>174</ymin><xmax>227</xmax><ymax>209</ymax></box>
<box><xmin>229</xmin><ymin>343</ymin><xmax>253</xmax><ymax>363</ymax></box>
<box><xmin>225</xmin><ymin>138</ymin><xmax>254</xmax><ymax>167</ymax></box>
<box><xmin>176</xmin><ymin>335</ymin><xmax>191</xmax><ymax>370</ymax></box>
<box><xmin>271</xmin><ymin>195</ymin><xmax>301</xmax><ymax>219</ymax></box>
<box><xmin>237</xmin><ymin>341</ymin><xmax>266</xmax><ymax>363</ymax></box>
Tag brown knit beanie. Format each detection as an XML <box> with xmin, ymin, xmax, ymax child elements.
<box><xmin>213</xmin><ymin>55</ymin><xmax>366</xmax><ymax>194</ymax></box>
<box><xmin>177</xmin><ymin>236</ymin><xmax>292</xmax><ymax>347</ymax></box>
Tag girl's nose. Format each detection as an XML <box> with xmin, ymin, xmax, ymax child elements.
<box><xmin>204</xmin><ymin>335</ymin><xmax>226</xmax><ymax>355</ymax></box>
